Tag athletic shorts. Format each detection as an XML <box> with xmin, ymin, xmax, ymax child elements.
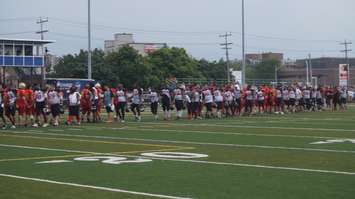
<box><xmin>6</xmin><ymin>105</ymin><xmax>16</xmax><ymax>117</ymax></box>
<box><xmin>276</xmin><ymin>98</ymin><xmax>283</xmax><ymax>106</ymax></box>
<box><xmin>205</xmin><ymin>102</ymin><xmax>212</xmax><ymax>112</ymax></box>
<box><xmin>69</xmin><ymin>105</ymin><xmax>80</xmax><ymax>116</ymax></box>
<box><xmin>105</xmin><ymin>105</ymin><xmax>113</xmax><ymax>113</ymax></box>
<box><xmin>175</xmin><ymin>100</ymin><xmax>184</xmax><ymax>111</ymax></box>
<box><xmin>35</xmin><ymin>102</ymin><xmax>46</xmax><ymax>114</ymax></box>
<box><xmin>50</xmin><ymin>104</ymin><xmax>61</xmax><ymax>117</ymax></box>
<box><xmin>216</xmin><ymin>102</ymin><xmax>223</xmax><ymax>110</ymax></box>
<box><xmin>289</xmin><ymin>98</ymin><xmax>296</xmax><ymax>106</ymax></box>
<box><xmin>258</xmin><ymin>100</ymin><xmax>264</xmax><ymax>106</ymax></box>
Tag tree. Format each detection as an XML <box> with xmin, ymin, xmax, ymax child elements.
<box><xmin>105</xmin><ymin>45</ymin><xmax>151</xmax><ymax>88</ymax></box>
<box><xmin>147</xmin><ymin>47</ymin><xmax>203</xmax><ymax>86</ymax></box>
<box><xmin>52</xmin><ymin>48</ymin><xmax>105</xmax><ymax>80</ymax></box>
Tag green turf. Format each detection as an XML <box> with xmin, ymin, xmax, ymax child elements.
<box><xmin>0</xmin><ymin>106</ymin><xmax>354</xmax><ymax>199</ymax></box>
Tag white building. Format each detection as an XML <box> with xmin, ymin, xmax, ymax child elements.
<box><xmin>104</xmin><ymin>33</ymin><xmax>167</xmax><ymax>56</ymax></box>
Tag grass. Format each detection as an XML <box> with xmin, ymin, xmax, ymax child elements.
<box><xmin>0</xmin><ymin>107</ymin><xmax>355</xmax><ymax>199</ymax></box>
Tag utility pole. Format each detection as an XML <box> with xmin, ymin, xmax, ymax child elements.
<box><xmin>220</xmin><ymin>32</ymin><xmax>233</xmax><ymax>83</ymax></box>
<box><xmin>87</xmin><ymin>0</ymin><xmax>92</xmax><ymax>80</ymax></box>
<box><xmin>36</xmin><ymin>17</ymin><xmax>48</xmax><ymax>87</ymax></box>
<box><xmin>340</xmin><ymin>40</ymin><xmax>352</xmax><ymax>86</ymax></box>
<box><xmin>241</xmin><ymin>0</ymin><xmax>246</xmax><ymax>86</ymax></box>
<box><xmin>308</xmin><ymin>54</ymin><xmax>313</xmax><ymax>86</ymax></box>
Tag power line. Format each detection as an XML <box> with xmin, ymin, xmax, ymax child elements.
<box><xmin>0</xmin><ymin>31</ymin><xmax>36</xmax><ymax>36</ymax></box>
<box><xmin>220</xmin><ymin>32</ymin><xmax>233</xmax><ymax>83</ymax></box>
<box><xmin>0</xmin><ymin>17</ymin><xmax>37</xmax><ymax>22</ymax></box>
<box><xmin>49</xmin><ymin>17</ymin><xmax>341</xmax><ymax>43</ymax></box>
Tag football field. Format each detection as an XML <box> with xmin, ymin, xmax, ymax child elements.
<box><xmin>0</xmin><ymin>107</ymin><xmax>355</xmax><ymax>199</ymax></box>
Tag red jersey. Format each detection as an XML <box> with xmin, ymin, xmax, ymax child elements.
<box><xmin>16</xmin><ymin>89</ymin><xmax>27</xmax><ymax>106</ymax></box>
<box><xmin>25</xmin><ymin>89</ymin><xmax>34</xmax><ymax>105</ymax></box>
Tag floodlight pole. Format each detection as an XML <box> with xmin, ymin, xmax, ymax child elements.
<box><xmin>88</xmin><ymin>0</ymin><xmax>92</xmax><ymax>80</ymax></box>
<box><xmin>241</xmin><ymin>0</ymin><xmax>246</xmax><ymax>86</ymax></box>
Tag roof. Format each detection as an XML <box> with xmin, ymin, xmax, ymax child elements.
<box><xmin>0</xmin><ymin>38</ymin><xmax>55</xmax><ymax>45</ymax></box>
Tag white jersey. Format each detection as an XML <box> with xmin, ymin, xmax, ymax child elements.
<box><xmin>276</xmin><ymin>90</ymin><xmax>282</xmax><ymax>98</ymax></box>
<box><xmin>68</xmin><ymin>92</ymin><xmax>81</xmax><ymax>106</ymax></box>
<box><xmin>174</xmin><ymin>89</ymin><xmax>183</xmax><ymax>101</ymax></box>
<box><xmin>311</xmin><ymin>90</ymin><xmax>317</xmax><ymax>99</ymax></box>
<box><xmin>8</xmin><ymin>91</ymin><xmax>16</xmax><ymax>105</ymax></box>
<box><xmin>246</xmin><ymin>90</ymin><xmax>253</xmax><ymax>100</ymax></box>
<box><xmin>34</xmin><ymin>90</ymin><xmax>46</xmax><ymax>103</ymax></box>
<box><xmin>304</xmin><ymin>90</ymin><xmax>311</xmax><ymax>99</ymax></box>
<box><xmin>116</xmin><ymin>90</ymin><xmax>126</xmax><ymax>102</ymax></box>
<box><xmin>203</xmin><ymin>90</ymin><xmax>213</xmax><ymax>103</ymax></box>
<box><xmin>295</xmin><ymin>89</ymin><xmax>302</xmax><ymax>99</ymax></box>
<box><xmin>224</xmin><ymin>91</ymin><xmax>233</xmax><ymax>102</ymax></box>
<box><xmin>234</xmin><ymin>90</ymin><xmax>241</xmax><ymax>99</ymax></box>
<box><xmin>161</xmin><ymin>89</ymin><xmax>171</xmax><ymax>99</ymax></box>
<box><xmin>214</xmin><ymin>90</ymin><xmax>223</xmax><ymax>102</ymax></box>
<box><xmin>47</xmin><ymin>91</ymin><xmax>60</xmax><ymax>105</ymax></box>
<box><xmin>131</xmin><ymin>89</ymin><xmax>141</xmax><ymax>104</ymax></box>
<box><xmin>150</xmin><ymin>92</ymin><xmax>159</xmax><ymax>103</ymax></box>
<box><xmin>289</xmin><ymin>90</ymin><xmax>296</xmax><ymax>99</ymax></box>
<box><xmin>192</xmin><ymin>91</ymin><xmax>200</xmax><ymax>103</ymax></box>
<box><xmin>341</xmin><ymin>90</ymin><xmax>347</xmax><ymax>98</ymax></box>
<box><xmin>257</xmin><ymin>91</ymin><xmax>264</xmax><ymax>101</ymax></box>
<box><xmin>282</xmin><ymin>90</ymin><xmax>289</xmax><ymax>100</ymax></box>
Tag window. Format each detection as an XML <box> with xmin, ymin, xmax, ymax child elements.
<box><xmin>15</xmin><ymin>45</ymin><xmax>23</xmax><ymax>56</ymax></box>
<box><xmin>0</xmin><ymin>44</ymin><xmax>3</xmax><ymax>55</ymax></box>
<box><xmin>25</xmin><ymin>45</ymin><xmax>33</xmax><ymax>56</ymax></box>
<box><xmin>4</xmin><ymin>45</ymin><xmax>13</xmax><ymax>55</ymax></box>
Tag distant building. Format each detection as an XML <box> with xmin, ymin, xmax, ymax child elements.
<box><xmin>104</xmin><ymin>33</ymin><xmax>167</xmax><ymax>56</ymax></box>
<box><xmin>246</xmin><ymin>52</ymin><xmax>283</xmax><ymax>65</ymax></box>
<box><xmin>278</xmin><ymin>57</ymin><xmax>355</xmax><ymax>86</ymax></box>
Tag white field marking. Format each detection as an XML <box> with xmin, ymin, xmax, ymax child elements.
<box><xmin>126</xmin><ymin>121</ymin><xmax>355</xmax><ymax>133</ymax></box>
<box><xmin>0</xmin><ymin>174</ymin><xmax>193</xmax><ymax>199</ymax></box>
<box><xmin>68</xmin><ymin>128</ymin><xmax>83</xmax><ymax>131</ymax></box>
<box><xmin>0</xmin><ymin>144</ymin><xmax>96</xmax><ymax>154</ymax></box>
<box><xmin>4</xmin><ymin>131</ymin><xmax>355</xmax><ymax>154</ymax></box>
<box><xmin>0</xmin><ymin>133</ymin><xmax>179</xmax><ymax>148</ymax></box>
<box><xmin>2</xmin><ymin>143</ymin><xmax>355</xmax><ymax>176</ymax></box>
<box><xmin>61</xmin><ymin>125</ymin><xmax>354</xmax><ymax>140</ymax></box>
<box><xmin>124</xmin><ymin>127</ymin><xmax>345</xmax><ymax>140</ymax></box>
<box><xmin>48</xmin><ymin>129</ymin><xmax>65</xmax><ymax>132</ymax></box>
<box><xmin>141</xmin><ymin>152</ymin><xmax>208</xmax><ymax>159</ymax></box>
<box><xmin>36</xmin><ymin>160</ymin><xmax>73</xmax><ymax>164</ymax></box>
<box><xmin>311</xmin><ymin>139</ymin><xmax>355</xmax><ymax>145</ymax></box>
<box><xmin>131</xmin><ymin>155</ymin><xmax>355</xmax><ymax>176</ymax></box>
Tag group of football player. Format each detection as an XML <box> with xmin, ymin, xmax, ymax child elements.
<box><xmin>0</xmin><ymin>82</ymin><xmax>350</xmax><ymax>129</ymax></box>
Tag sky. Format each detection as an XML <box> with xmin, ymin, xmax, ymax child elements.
<box><xmin>0</xmin><ymin>0</ymin><xmax>354</xmax><ymax>61</ymax></box>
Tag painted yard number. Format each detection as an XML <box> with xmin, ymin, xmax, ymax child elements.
<box><xmin>37</xmin><ymin>152</ymin><xmax>208</xmax><ymax>165</ymax></box>
<box><xmin>311</xmin><ymin>139</ymin><xmax>355</xmax><ymax>145</ymax></box>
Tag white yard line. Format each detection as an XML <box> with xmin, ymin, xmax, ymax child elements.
<box><xmin>0</xmin><ymin>144</ymin><xmax>94</xmax><ymax>154</ymax></box>
<box><xmin>5</xmin><ymin>131</ymin><xmax>355</xmax><ymax>154</ymax></box>
<box><xmin>128</xmin><ymin>121</ymin><xmax>355</xmax><ymax>132</ymax></box>
<box><xmin>0</xmin><ymin>174</ymin><xmax>193</xmax><ymax>199</ymax></box>
<box><xmin>124</xmin><ymin>127</ymin><xmax>344</xmax><ymax>140</ymax></box>
<box><xmin>0</xmin><ymin>143</ymin><xmax>354</xmax><ymax>176</ymax></box>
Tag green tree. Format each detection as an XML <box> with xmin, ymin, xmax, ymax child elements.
<box><xmin>105</xmin><ymin>45</ymin><xmax>151</xmax><ymax>88</ymax></box>
<box><xmin>147</xmin><ymin>47</ymin><xmax>203</xmax><ymax>86</ymax></box>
